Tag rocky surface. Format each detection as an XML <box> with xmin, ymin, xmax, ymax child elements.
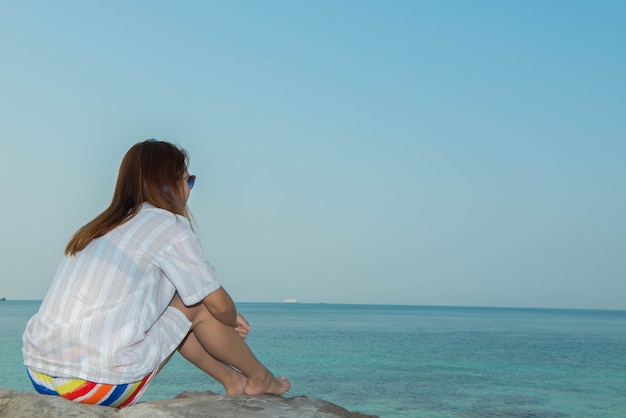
<box><xmin>0</xmin><ymin>389</ymin><xmax>377</xmax><ymax>418</ymax></box>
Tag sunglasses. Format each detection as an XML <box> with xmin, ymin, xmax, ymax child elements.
<box><xmin>187</xmin><ymin>175</ymin><xmax>196</xmax><ymax>190</ymax></box>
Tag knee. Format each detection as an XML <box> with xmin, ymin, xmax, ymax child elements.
<box><xmin>170</xmin><ymin>294</ymin><xmax>212</xmax><ymax>326</ymax></box>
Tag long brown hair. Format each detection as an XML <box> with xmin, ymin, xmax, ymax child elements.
<box><xmin>65</xmin><ymin>139</ymin><xmax>191</xmax><ymax>255</ymax></box>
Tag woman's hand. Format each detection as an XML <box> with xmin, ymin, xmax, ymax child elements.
<box><xmin>234</xmin><ymin>314</ymin><xmax>251</xmax><ymax>339</ymax></box>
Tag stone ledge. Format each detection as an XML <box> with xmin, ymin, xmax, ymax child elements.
<box><xmin>0</xmin><ymin>389</ymin><xmax>377</xmax><ymax>418</ymax></box>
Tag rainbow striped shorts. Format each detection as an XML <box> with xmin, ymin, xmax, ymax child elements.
<box><xmin>26</xmin><ymin>367</ymin><xmax>155</xmax><ymax>407</ymax></box>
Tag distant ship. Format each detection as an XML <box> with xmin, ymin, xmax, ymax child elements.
<box><xmin>282</xmin><ymin>298</ymin><xmax>299</xmax><ymax>303</ymax></box>
<box><xmin>0</xmin><ymin>297</ymin><xmax>6</xmax><ymax>301</ymax></box>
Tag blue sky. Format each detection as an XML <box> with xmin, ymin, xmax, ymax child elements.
<box><xmin>1</xmin><ymin>1</ymin><xmax>624</xmax><ymax>309</ymax></box>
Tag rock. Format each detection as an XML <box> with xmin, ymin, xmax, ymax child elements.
<box><xmin>0</xmin><ymin>389</ymin><xmax>377</xmax><ymax>418</ymax></box>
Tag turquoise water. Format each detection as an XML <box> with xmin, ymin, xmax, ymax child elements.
<box><xmin>2</xmin><ymin>301</ymin><xmax>626</xmax><ymax>417</ymax></box>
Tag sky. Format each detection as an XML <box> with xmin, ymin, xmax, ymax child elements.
<box><xmin>0</xmin><ymin>1</ymin><xmax>624</xmax><ymax>309</ymax></box>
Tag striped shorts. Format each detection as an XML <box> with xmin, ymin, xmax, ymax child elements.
<box><xmin>26</xmin><ymin>367</ymin><xmax>155</xmax><ymax>407</ymax></box>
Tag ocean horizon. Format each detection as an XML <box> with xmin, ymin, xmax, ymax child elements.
<box><xmin>7</xmin><ymin>298</ymin><xmax>626</xmax><ymax>312</ymax></box>
<box><xmin>2</xmin><ymin>300</ymin><xmax>625</xmax><ymax>417</ymax></box>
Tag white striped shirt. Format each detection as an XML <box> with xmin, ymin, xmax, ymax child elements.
<box><xmin>22</xmin><ymin>203</ymin><xmax>222</xmax><ymax>384</ymax></box>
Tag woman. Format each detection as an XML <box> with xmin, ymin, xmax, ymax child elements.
<box><xmin>22</xmin><ymin>139</ymin><xmax>290</xmax><ymax>407</ymax></box>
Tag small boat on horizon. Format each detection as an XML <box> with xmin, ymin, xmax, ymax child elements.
<box><xmin>282</xmin><ymin>298</ymin><xmax>299</xmax><ymax>303</ymax></box>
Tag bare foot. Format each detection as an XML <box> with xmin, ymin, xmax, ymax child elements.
<box><xmin>223</xmin><ymin>370</ymin><xmax>247</xmax><ymax>395</ymax></box>
<box><xmin>244</xmin><ymin>370</ymin><xmax>291</xmax><ymax>396</ymax></box>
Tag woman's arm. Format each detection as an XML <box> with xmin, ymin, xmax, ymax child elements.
<box><xmin>202</xmin><ymin>287</ymin><xmax>237</xmax><ymax>327</ymax></box>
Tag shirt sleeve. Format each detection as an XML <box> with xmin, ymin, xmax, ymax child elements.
<box><xmin>157</xmin><ymin>230</ymin><xmax>222</xmax><ymax>306</ymax></box>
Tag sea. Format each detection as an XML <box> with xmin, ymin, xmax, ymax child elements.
<box><xmin>1</xmin><ymin>301</ymin><xmax>625</xmax><ymax>418</ymax></box>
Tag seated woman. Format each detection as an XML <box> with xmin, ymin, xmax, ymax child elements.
<box><xmin>22</xmin><ymin>139</ymin><xmax>290</xmax><ymax>407</ymax></box>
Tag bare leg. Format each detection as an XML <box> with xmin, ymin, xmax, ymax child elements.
<box><xmin>178</xmin><ymin>331</ymin><xmax>247</xmax><ymax>395</ymax></box>
<box><xmin>170</xmin><ymin>295</ymin><xmax>290</xmax><ymax>396</ymax></box>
